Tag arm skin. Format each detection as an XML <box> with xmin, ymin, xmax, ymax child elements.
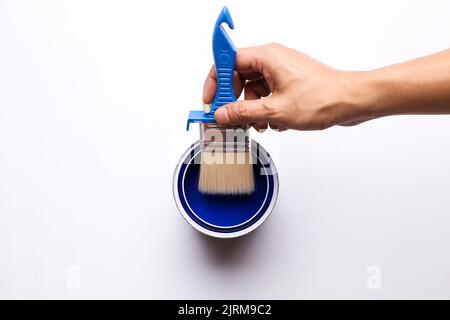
<box><xmin>202</xmin><ymin>43</ymin><xmax>450</xmax><ymax>131</ymax></box>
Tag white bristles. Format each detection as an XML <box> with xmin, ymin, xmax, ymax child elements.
<box><xmin>198</xmin><ymin>151</ymin><xmax>255</xmax><ymax>195</ymax></box>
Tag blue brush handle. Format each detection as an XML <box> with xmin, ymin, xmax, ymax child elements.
<box><xmin>209</xmin><ymin>6</ymin><xmax>237</xmax><ymax>114</ymax></box>
<box><xmin>186</xmin><ymin>6</ymin><xmax>238</xmax><ymax>130</ymax></box>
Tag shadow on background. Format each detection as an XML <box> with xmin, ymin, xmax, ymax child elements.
<box><xmin>193</xmin><ymin>229</ymin><xmax>263</xmax><ymax>267</ymax></box>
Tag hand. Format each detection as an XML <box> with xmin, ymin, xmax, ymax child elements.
<box><xmin>203</xmin><ymin>43</ymin><xmax>373</xmax><ymax>131</ymax></box>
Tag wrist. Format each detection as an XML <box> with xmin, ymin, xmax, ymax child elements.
<box><xmin>345</xmin><ymin>71</ymin><xmax>389</xmax><ymax>118</ymax></box>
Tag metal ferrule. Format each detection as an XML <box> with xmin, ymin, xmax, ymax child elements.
<box><xmin>200</xmin><ymin>123</ymin><xmax>250</xmax><ymax>153</ymax></box>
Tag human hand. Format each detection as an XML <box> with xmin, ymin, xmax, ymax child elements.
<box><xmin>203</xmin><ymin>43</ymin><xmax>375</xmax><ymax>131</ymax></box>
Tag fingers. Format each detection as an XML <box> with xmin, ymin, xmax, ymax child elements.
<box><xmin>244</xmin><ymin>78</ymin><xmax>271</xmax><ymax>100</ymax></box>
<box><xmin>202</xmin><ymin>66</ymin><xmax>216</xmax><ymax>104</ymax></box>
<box><xmin>203</xmin><ymin>67</ymin><xmax>245</xmax><ymax>104</ymax></box>
<box><xmin>203</xmin><ymin>45</ymin><xmax>270</xmax><ymax>104</ymax></box>
<box><xmin>205</xmin><ymin>45</ymin><xmax>280</xmax><ymax>125</ymax></box>
<box><xmin>235</xmin><ymin>46</ymin><xmax>267</xmax><ymax>73</ymax></box>
<box><xmin>214</xmin><ymin>97</ymin><xmax>276</xmax><ymax>125</ymax></box>
<box><xmin>244</xmin><ymin>79</ymin><xmax>271</xmax><ymax>132</ymax></box>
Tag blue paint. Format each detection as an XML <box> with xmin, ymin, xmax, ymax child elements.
<box><xmin>176</xmin><ymin>142</ymin><xmax>276</xmax><ymax>233</ymax></box>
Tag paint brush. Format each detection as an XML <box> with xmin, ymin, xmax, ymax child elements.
<box><xmin>187</xmin><ymin>6</ymin><xmax>255</xmax><ymax>195</ymax></box>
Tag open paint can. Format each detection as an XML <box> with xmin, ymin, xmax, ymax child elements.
<box><xmin>173</xmin><ymin>140</ymin><xmax>279</xmax><ymax>238</ymax></box>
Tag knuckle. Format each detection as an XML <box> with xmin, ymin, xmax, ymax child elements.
<box><xmin>236</xmin><ymin>101</ymin><xmax>248</xmax><ymax>122</ymax></box>
<box><xmin>262</xmin><ymin>98</ymin><xmax>283</xmax><ymax>123</ymax></box>
<box><xmin>231</xmin><ymin>101</ymin><xmax>248</xmax><ymax>122</ymax></box>
<box><xmin>263</xmin><ymin>42</ymin><xmax>284</xmax><ymax>55</ymax></box>
<box><xmin>261</xmin><ymin>99</ymin><xmax>277</xmax><ymax>118</ymax></box>
<box><xmin>266</xmin><ymin>42</ymin><xmax>283</xmax><ymax>49</ymax></box>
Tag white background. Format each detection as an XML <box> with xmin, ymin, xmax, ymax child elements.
<box><xmin>1</xmin><ymin>0</ymin><xmax>450</xmax><ymax>299</ymax></box>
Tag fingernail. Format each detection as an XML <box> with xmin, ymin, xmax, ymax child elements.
<box><xmin>202</xmin><ymin>103</ymin><xmax>211</xmax><ymax>113</ymax></box>
<box><xmin>215</xmin><ymin>107</ymin><xmax>230</xmax><ymax>123</ymax></box>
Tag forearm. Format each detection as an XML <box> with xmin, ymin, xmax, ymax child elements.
<box><xmin>358</xmin><ymin>49</ymin><xmax>450</xmax><ymax>118</ymax></box>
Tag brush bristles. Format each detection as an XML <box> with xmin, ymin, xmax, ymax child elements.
<box><xmin>198</xmin><ymin>151</ymin><xmax>255</xmax><ymax>195</ymax></box>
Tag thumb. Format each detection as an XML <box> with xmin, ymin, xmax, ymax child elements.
<box><xmin>214</xmin><ymin>98</ymin><xmax>275</xmax><ymax>125</ymax></box>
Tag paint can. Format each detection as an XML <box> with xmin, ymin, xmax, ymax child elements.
<box><xmin>173</xmin><ymin>140</ymin><xmax>279</xmax><ymax>238</ymax></box>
